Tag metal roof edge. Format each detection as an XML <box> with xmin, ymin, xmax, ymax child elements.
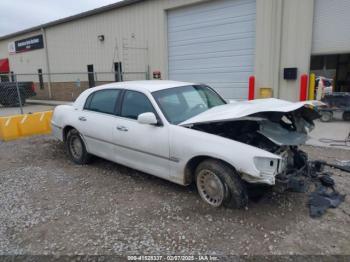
<box><xmin>0</xmin><ymin>0</ymin><xmax>145</xmax><ymax>41</ymax></box>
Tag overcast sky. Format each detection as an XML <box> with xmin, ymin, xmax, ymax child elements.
<box><xmin>0</xmin><ymin>0</ymin><xmax>122</xmax><ymax>36</ymax></box>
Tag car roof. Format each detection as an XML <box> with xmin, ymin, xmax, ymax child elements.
<box><xmin>94</xmin><ymin>80</ymin><xmax>196</xmax><ymax>93</ymax></box>
<box><xmin>72</xmin><ymin>80</ymin><xmax>198</xmax><ymax>109</ymax></box>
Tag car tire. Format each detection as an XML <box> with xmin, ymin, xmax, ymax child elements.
<box><xmin>343</xmin><ymin>111</ymin><xmax>350</xmax><ymax>121</ymax></box>
<box><xmin>0</xmin><ymin>99</ymin><xmax>12</xmax><ymax>107</ymax></box>
<box><xmin>320</xmin><ymin>111</ymin><xmax>333</xmax><ymax>122</ymax></box>
<box><xmin>195</xmin><ymin>159</ymin><xmax>248</xmax><ymax>209</ymax></box>
<box><xmin>66</xmin><ymin>129</ymin><xmax>92</xmax><ymax>165</ymax></box>
<box><xmin>0</xmin><ymin>100</ymin><xmax>6</xmax><ymax>106</ymax></box>
<box><xmin>13</xmin><ymin>95</ymin><xmax>25</xmax><ymax>107</ymax></box>
<box><xmin>5</xmin><ymin>93</ymin><xmax>25</xmax><ymax>107</ymax></box>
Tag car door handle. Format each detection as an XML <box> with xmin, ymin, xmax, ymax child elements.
<box><xmin>78</xmin><ymin>116</ymin><xmax>87</xmax><ymax>121</ymax></box>
<box><xmin>116</xmin><ymin>126</ymin><xmax>128</xmax><ymax>132</ymax></box>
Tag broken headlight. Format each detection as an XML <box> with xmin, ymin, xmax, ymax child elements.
<box><xmin>253</xmin><ymin>157</ymin><xmax>280</xmax><ymax>176</ymax></box>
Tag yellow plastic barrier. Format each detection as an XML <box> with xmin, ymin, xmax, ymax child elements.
<box><xmin>0</xmin><ymin>115</ymin><xmax>23</xmax><ymax>141</ymax></box>
<box><xmin>0</xmin><ymin>111</ymin><xmax>53</xmax><ymax>141</ymax></box>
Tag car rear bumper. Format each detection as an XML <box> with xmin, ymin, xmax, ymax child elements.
<box><xmin>51</xmin><ymin>122</ymin><xmax>63</xmax><ymax>141</ymax></box>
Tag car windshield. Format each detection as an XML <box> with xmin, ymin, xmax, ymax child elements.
<box><xmin>152</xmin><ymin>85</ymin><xmax>226</xmax><ymax>124</ymax></box>
<box><xmin>323</xmin><ymin>79</ymin><xmax>332</xmax><ymax>87</ymax></box>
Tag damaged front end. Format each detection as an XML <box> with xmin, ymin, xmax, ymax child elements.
<box><xmin>186</xmin><ymin>105</ymin><xmax>319</xmax><ymax>186</ymax></box>
<box><xmin>181</xmin><ymin>99</ymin><xmax>346</xmax><ymax>217</ymax></box>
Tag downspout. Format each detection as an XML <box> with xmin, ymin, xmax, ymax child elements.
<box><xmin>274</xmin><ymin>0</ymin><xmax>284</xmax><ymax>99</ymax></box>
<box><xmin>41</xmin><ymin>27</ymin><xmax>52</xmax><ymax>99</ymax></box>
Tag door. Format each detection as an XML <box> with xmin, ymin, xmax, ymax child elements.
<box><xmin>167</xmin><ymin>0</ymin><xmax>256</xmax><ymax>100</ymax></box>
<box><xmin>76</xmin><ymin>89</ymin><xmax>121</xmax><ymax>160</ymax></box>
<box><xmin>312</xmin><ymin>0</ymin><xmax>350</xmax><ymax>54</ymax></box>
<box><xmin>87</xmin><ymin>64</ymin><xmax>95</xmax><ymax>88</ymax></box>
<box><xmin>112</xmin><ymin>90</ymin><xmax>170</xmax><ymax>179</ymax></box>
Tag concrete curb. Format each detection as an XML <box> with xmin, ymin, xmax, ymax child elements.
<box><xmin>26</xmin><ymin>99</ymin><xmax>72</xmax><ymax>106</ymax></box>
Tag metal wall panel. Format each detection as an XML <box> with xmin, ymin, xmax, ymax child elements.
<box><xmin>0</xmin><ymin>0</ymin><xmax>207</xmax><ymax>82</ymax></box>
<box><xmin>0</xmin><ymin>30</ymin><xmax>47</xmax><ymax>82</ymax></box>
<box><xmin>277</xmin><ymin>0</ymin><xmax>314</xmax><ymax>101</ymax></box>
<box><xmin>167</xmin><ymin>0</ymin><xmax>256</xmax><ymax>99</ymax></box>
<box><xmin>0</xmin><ymin>0</ymin><xmax>319</xmax><ymax>101</ymax></box>
<box><xmin>312</xmin><ymin>0</ymin><xmax>350</xmax><ymax>54</ymax></box>
<box><xmin>43</xmin><ymin>0</ymin><xmax>206</xmax><ymax>82</ymax></box>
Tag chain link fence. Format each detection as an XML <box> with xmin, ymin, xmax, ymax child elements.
<box><xmin>0</xmin><ymin>70</ymin><xmax>149</xmax><ymax>116</ymax></box>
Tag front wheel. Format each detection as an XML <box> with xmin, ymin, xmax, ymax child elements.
<box><xmin>320</xmin><ymin>111</ymin><xmax>333</xmax><ymax>122</ymax></box>
<box><xmin>65</xmin><ymin>129</ymin><xmax>91</xmax><ymax>164</ymax></box>
<box><xmin>195</xmin><ymin>159</ymin><xmax>248</xmax><ymax>209</ymax></box>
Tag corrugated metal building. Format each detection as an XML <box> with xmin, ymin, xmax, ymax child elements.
<box><xmin>0</xmin><ymin>0</ymin><xmax>349</xmax><ymax>101</ymax></box>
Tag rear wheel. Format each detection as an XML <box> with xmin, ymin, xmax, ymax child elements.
<box><xmin>2</xmin><ymin>93</ymin><xmax>26</xmax><ymax>107</ymax></box>
<box><xmin>66</xmin><ymin>129</ymin><xmax>91</xmax><ymax>164</ymax></box>
<box><xmin>195</xmin><ymin>159</ymin><xmax>248</xmax><ymax>209</ymax></box>
<box><xmin>343</xmin><ymin>111</ymin><xmax>350</xmax><ymax>121</ymax></box>
<box><xmin>12</xmin><ymin>94</ymin><xmax>25</xmax><ymax>107</ymax></box>
<box><xmin>320</xmin><ymin>111</ymin><xmax>333</xmax><ymax>122</ymax></box>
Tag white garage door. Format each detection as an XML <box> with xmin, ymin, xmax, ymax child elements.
<box><xmin>312</xmin><ymin>0</ymin><xmax>350</xmax><ymax>54</ymax></box>
<box><xmin>167</xmin><ymin>0</ymin><xmax>256</xmax><ymax>100</ymax></box>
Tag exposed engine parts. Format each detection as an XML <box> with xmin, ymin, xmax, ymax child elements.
<box><xmin>190</xmin><ymin>111</ymin><xmax>346</xmax><ymax>218</ymax></box>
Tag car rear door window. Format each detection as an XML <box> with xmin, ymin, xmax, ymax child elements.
<box><xmin>85</xmin><ymin>89</ymin><xmax>120</xmax><ymax>115</ymax></box>
<box><xmin>121</xmin><ymin>90</ymin><xmax>155</xmax><ymax>120</ymax></box>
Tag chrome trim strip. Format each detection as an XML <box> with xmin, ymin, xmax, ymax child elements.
<box><xmin>84</xmin><ymin>134</ymin><xmax>179</xmax><ymax>163</ymax></box>
<box><xmin>51</xmin><ymin>122</ymin><xmax>62</xmax><ymax>129</ymax></box>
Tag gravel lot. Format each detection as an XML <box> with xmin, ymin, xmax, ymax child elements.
<box><xmin>0</xmin><ymin>135</ymin><xmax>349</xmax><ymax>255</ymax></box>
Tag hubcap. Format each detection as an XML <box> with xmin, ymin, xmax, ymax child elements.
<box><xmin>70</xmin><ymin>136</ymin><xmax>83</xmax><ymax>159</ymax></box>
<box><xmin>321</xmin><ymin>112</ymin><xmax>332</xmax><ymax>122</ymax></box>
<box><xmin>196</xmin><ymin>169</ymin><xmax>225</xmax><ymax>207</ymax></box>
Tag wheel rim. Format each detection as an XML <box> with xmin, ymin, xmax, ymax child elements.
<box><xmin>321</xmin><ymin>112</ymin><xmax>331</xmax><ymax>122</ymax></box>
<box><xmin>69</xmin><ymin>136</ymin><xmax>83</xmax><ymax>159</ymax></box>
<box><xmin>196</xmin><ymin>169</ymin><xmax>225</xmax><ymax>207</ymax></box>
<box><xmin>344</xmin><ymin>112</ymin><xmax>350</xmax><ymax>121</ymax></box>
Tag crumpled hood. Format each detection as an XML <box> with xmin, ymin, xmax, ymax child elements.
<box><xmin>180</xmin><ymin>98</ymin><xmax>323</xmax><ymax>126</ymax></box>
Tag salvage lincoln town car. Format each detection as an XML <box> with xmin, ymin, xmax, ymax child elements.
<box><xmin>51</xmin><ymin>81</ymin><xmax>321</xmax><ymax>208</ymax></box>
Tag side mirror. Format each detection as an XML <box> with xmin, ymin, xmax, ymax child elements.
<box><xmin>137</xmin><ymin>112</ymin><xmax>158</xmax><ymax>125</ymax></box>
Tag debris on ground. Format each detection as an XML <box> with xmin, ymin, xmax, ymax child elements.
<box><xmin>0</xmin><ymin>136</ymin><xmax>350</xmax><ymax>255</ymax></box>
<box><xmin>277</xmin><ymin>159</ymin><xmax>347</xmax><ymax>218</ymax></box>
<box><xmin>309</xmin><ymin>183</ymin><xmax>345</xmax><ymax>218</ymax></box>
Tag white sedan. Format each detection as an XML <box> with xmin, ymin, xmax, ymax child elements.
<box><xmin>52</xmin><ymin>81</ymin><xmax>320</xmax><ymax>208</ymax></box>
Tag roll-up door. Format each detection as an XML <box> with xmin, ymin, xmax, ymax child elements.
<box><xmin>312</xmin><ymin>0</ymin><xmax>350</xmax><ymax>54</ymax></box>
<box><xmin>167</xmin><ymin>0</ymin><xmax>256</xmax><ymax>99</ymax></box>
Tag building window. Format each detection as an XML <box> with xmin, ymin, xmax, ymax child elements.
<box><xmin>38</xmin><ymin>69</ymin><xmax>44</xmax><ymax>89</ymax></box>
<box><xmin>114</xmin><ymin>62</ymin><xmax>123</xmax><ymax>82</ymax></box>
<box><xmin>87</xmin><ymin>64</ymin><xmax>95</xmax><ymax>88</ymax></box>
